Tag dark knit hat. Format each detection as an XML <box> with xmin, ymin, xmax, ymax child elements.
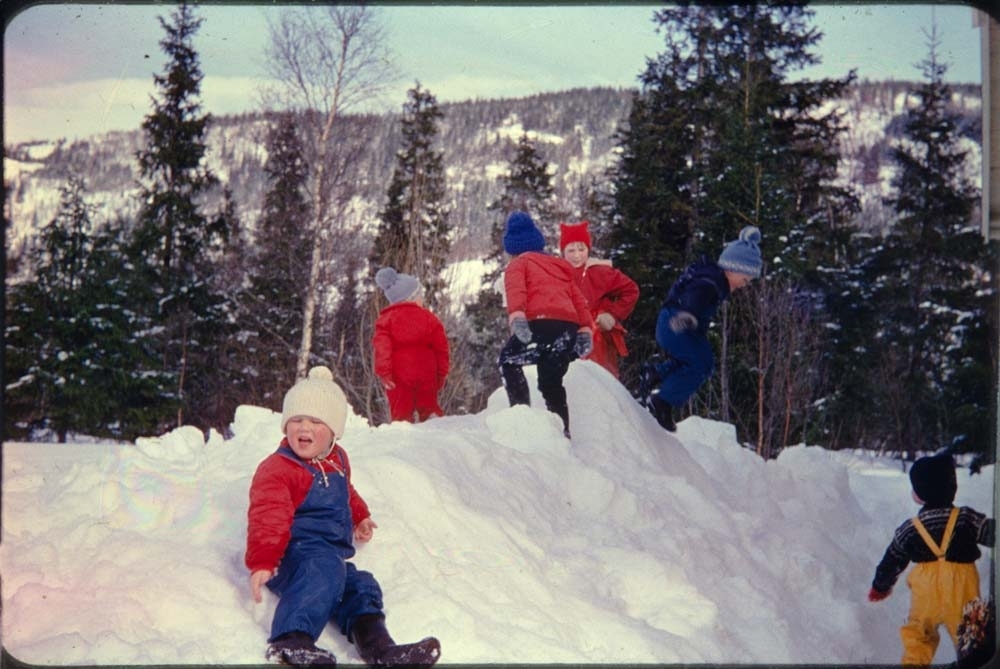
<box><xmin>503</xmin><ymin>211</ymin><xmax>546</xmax><ymax>256</ymax></box>
<box><xmin>559</xmin><ymin>221</ymin><xmax>592</xmax><ymax>252</ymax></box>
<box><xmin>375</xmin><ymin>267</ymin><xmax>421</xmax><ymax>304</ymax></box>
<box><xmin>909</xmin><ymin>452</ymin><xmax>957</xmax><ymax>506</ymax></box>
<box><xmin>718</xmin><ymin>226</ymin><xmax>763</xmax><ymax>278</ymax></box>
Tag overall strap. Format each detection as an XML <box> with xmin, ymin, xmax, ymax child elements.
<box><xmin>911</xmin><ymin>507</ymin><xmax>960</xmax><ymax>560</ymax></box>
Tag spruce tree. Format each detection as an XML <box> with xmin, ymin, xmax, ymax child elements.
<box><xmin>4</xmin><ymin>180</ymin><xmax>166</xmax><ymax>441</ymax></box>
<box><xmin>5</xmin><ymin>177</ymin><xmax>98</xmax><ymax>441</ymax></box>
<box><xmin>845</xmin><ymin>27</ymin><xmax>992</xmax><ymax>455</ymax></box>
<box><xmin>239</xmin><ymin>112</ymin><xmax>312</xmax><ymax>406</ymax></box>
<box><xmin>477</xmin><ymin>133</ymin><xmax>558</xmax><ymax>293</ymax></box>
<box><xmin>371</xmin><ymin>83</ymin><xmax>451</xmax><ymax>310</ymax></box>
<box><xmin>86</xmin><ymin>214</ymin><xmax>174</xmax><ymax>440</ymax></box>
<box><xmin>608</xmin><ymin>4</ymin><xmax>858</xmax><ymax>447</ymax></box>
<box><xmin>129</xmin><ymin>2</ymin><xmax>230</xmax><ymax>430</ymax></box>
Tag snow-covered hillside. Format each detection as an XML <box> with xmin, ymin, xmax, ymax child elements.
<box><xmin>2</xmin><ymin>361</ymin><xmax>994</xmax><ymax>665</ymax></box>
<box><xmin>3</xmin><ymin>88</ymin><xmax>634</xmax><ymax>267</ymax></box>
<box><xmin>4</xmin><ymin>83</ymin><xmax>983</xmax><ymax>273</ymax></box>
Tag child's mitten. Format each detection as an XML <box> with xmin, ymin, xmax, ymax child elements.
<box><xmin>669</xmin><ymin>311</ymin><xmax>698</xmax><ymax>333</ymax></box>
<box><xmin>574</xmin><ymin>330</ymin><xmax>593</xmax><ymax>357</ymax></box>
<box><xmin>595</xmin><ymin>312</ymin><xmax>615</xmax><ymax>331</ymax></box>
<box><xmin>511</xmin><ymin>317</ymin><xmax>532</xmax><ymax>344</ymax></box>
<box><xmin>867</xmin><ymin>587</ymin><xmax>891</xmax><ymax>602</ymax></box>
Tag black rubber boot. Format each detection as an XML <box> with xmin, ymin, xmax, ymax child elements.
<box><xmin>351</xmin><ymin>615</ymin><xmax>440</xmax><ymax>667</ymax></box>
<box><xmin>638</xmin><ymin>360</ymin><xmax>662</xmax><ymax>409</ymax></box>
<box><xmin>548</xmin><ymin>402</ymin><xmax>570</xmax><ymax>438</ymax></box>
<box><xmin>265</xmin><ymin>631</ymin><xmax>337</xmax><ymax>666</ymax></box>
<box><xmin>650</xmin><ymin>396</ymin><xmax>677</xmax><ymax>432</ymax></box>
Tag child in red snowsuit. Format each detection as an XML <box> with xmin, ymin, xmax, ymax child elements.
<box><xmin>246</xmin><ymin>366</ymin><xmax>440</xmax><ymax>666</ymax></box>
<box><xmin>373</xmin><ymin>267</ymin><xmax>450</xmax><ymax>423</ymax></box>
<box><xmin>868</xmin><ymin>452</ymin><xmax>994</xmax><ymax>665</ymax></box>
<box><xmin>559</xmin><ymin>220</ymin><xmax>639</xmax><ymax>380</ymax></box>
<box><xmin>499</xmin><ymin>211</ymin><xmax>593</xmax><ymax>437</ymax></box>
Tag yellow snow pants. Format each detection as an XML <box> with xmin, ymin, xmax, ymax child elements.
<box><xmin>900</xmin><ymin>508</ymin><xmax>981</xmax><ymax>665</ymax></box>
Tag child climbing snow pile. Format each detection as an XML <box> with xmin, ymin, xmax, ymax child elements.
<box><xmin>559</xmin><ymin>220</ymin><xmax>639</xmax><ymax>380</ymax></box>
<box><xmin>498</xmin><ymin>210</ymin><xmax>593</xmax><ymax>438</ymax></box>
<box><xmin>868</xmin><ymin>451</ymin><xmax>994</xmax><ymax>666</ymax></box>
<box><xmin>246</xmin><ymin>366</ymin><xmax>441</xmax><ymax>666</ymax></box>
<box><xmin>644</xmin><ymin>225</ymin><xmax>762</xmax><ymax>432</ymax></box>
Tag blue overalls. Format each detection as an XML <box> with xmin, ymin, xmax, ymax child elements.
<box><xmin>266</xmin><ymin>447</ymin><xmax>384</xmax><ymax>643</ymax></box>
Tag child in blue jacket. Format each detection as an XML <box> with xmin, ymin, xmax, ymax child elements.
<box><xmin>645</xmin><ymin>226</ymin><xmax>762</xmax><ymax>431</ymax></box>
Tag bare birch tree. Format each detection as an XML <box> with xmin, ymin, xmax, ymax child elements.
<box><xmin>735</xmin><ymin>278</ymin><xmax>826</xmax><ymax>459</ymax></box>
<box><xmin>261</xmin><ymin>5</ymin><xmax>395</xmax><ymax>378</ymax></box>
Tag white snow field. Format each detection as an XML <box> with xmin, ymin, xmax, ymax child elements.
<box><xmin>2</xmin><ymin>361</ymin><xmax>995</xmax><ymax>665</ymax></box>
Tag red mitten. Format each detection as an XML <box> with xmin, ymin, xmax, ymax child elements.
<box><xmin>868</xmin><ymin>587</ymin><xmax>891</xmax><ymax>602</ymax></box>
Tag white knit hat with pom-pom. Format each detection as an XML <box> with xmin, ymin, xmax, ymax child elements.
<box><xmin>281</xmin><ymin>366</ymin><xmax>348</xmax><ymax>439</ymax></box>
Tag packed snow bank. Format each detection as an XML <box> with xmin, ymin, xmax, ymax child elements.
<box><xmin>2</xmin><ymin>361</ymin><xmax>994</xmax><ymax>665</ymax></box>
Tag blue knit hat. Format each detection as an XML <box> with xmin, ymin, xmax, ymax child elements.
<box><xmin>503</xmin><ymin>211</ymin><xmax>546</xmax><ymax>256</ymax></box>
<box><xmin>717</xmin><ymin>226</ymin><xmax>763</xmax><ymax>278</ymax></box>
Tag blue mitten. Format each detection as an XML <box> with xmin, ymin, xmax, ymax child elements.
<box><xmin>574</xmin><ymin>330</ymin><xmax>593</xmax><ymax>358</ymax></box>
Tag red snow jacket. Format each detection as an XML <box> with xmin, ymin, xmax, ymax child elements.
<box><xmin>245</xmin><ymin>440</ymin><xmax>370</xmax><ymax>574</ymax></box>
<box><xmin>572</xmin><ymin>259</ymin><xmax>639</xmax><ymax>325</ymax></box>
<box><xmin>373</xmin><ymin>302</ymin><xmax>450</xmax><ymax>389</ymax></box>
<box><xmin>571</xmin><ymin>259</ymin><xmax>639</xmax><ymax>373</ymax></box>
<box><xmin>504</xmin><ymin>252</ymin><xmax>592</xmax><ymax>328</ymax></box>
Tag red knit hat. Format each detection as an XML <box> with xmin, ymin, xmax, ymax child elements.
<box><xmin>559</xmin><ymin>221</ymin><xmax>592</xmax><ymax>252</ymax></box>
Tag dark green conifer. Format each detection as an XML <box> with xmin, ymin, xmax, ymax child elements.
<box><xmin>609</xmin><ymin>4</ymin><xmax>857</xmax><ymax>449</ymax></box>
<box><xmin>371</xmin><ymin>82</ymin><xmax>451</xmax><ymax>310</ymax></box>
<box><xmin>128</xmin><ymin>2</ymin><xmax>232</xmax><ymax>430</ymax></box>
<box><xmin>845</xmin><ymin>26</ymin><xmax>993</xmax><ymax>455</ymax></box>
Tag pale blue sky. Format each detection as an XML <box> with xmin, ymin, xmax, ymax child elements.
<box><xmin>3</xmin><ymin>3</ymin><xmax>985</xmax><ymax>145</ymax></box>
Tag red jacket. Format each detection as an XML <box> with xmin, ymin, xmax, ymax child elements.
<box><xmin>504</xmin><ymin>252</ymin><xmax>592</xmax><ymax>328</ymax></box>
<box><xmin>572</xmin><ymin>259</ymin><xmax>639</xmax><ymax>324</ymax></box>
<box><xmin>373</xmin><ymin>302</ymin><xmax>450</xmax><ymax>389</ymax></box>
<box><xmin>245</xmin><ymin>441</ymin><xmax>370</xmax><ymax>573</ymax></box>
<box><xmin>571</xmin><ymin>259</ymin><xmax>639</xmax><ymax>360</ymax></box>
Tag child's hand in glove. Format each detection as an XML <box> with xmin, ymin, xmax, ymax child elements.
<box><xmin>595</xmin><ymin>312</ymin><xmax>615</xmax><ymax>331</ymax></box>
<box><xmin>510</xmin><ymin>314</ymin><xmax>532</xmax><ymax>343</ymax></box>
<box><xmin>574</xmin><ymin>330</ymin><xmax>593</xmax><ymax>358</ymax></box>
<box><xmin>669</xmin><ymin>311</ymin><xmax>698</xmax><ymax>333</ymax></box>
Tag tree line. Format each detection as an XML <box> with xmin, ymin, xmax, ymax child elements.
<box><xmin>4</xmin><ymin>4</ymin><xmax>994</xmax><ymax>463</ymax></box>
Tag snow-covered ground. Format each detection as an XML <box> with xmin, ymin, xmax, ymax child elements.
<box><xmin>2</xmin><ymin>361</ymin><xmax>995</xmax><ymax>665</ymax></box>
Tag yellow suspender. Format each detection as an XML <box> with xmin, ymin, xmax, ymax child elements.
<box><xmin>911</xmin><ymin>507</ymin><xmax>960</xmax><ymax>560</ymax></box>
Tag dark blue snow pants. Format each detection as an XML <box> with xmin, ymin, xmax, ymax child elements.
<box><xmin>267</xmin><ymin>550</ymin><xmax>383</xmax><ymax>642</ymax></box>
<box><xmin>266</xmin><ymin>451</ymin><xmax>384</xmax><ymax>643</ymax></box>
<box><xmin>653</xmin><ymin>307</ymin><xmax>715</xmax><ymax>408</ymax></box>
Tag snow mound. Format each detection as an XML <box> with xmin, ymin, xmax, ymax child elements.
<box><xmin>2</xmin><ymin>360</ymin><xmax>993</xmax><ymax>665</ymax></box>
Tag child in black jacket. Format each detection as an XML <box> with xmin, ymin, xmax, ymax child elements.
<box><xmin>868</xmin><ymin>452</ymin><xmax>994</xmax><ymax>665</ymax></box>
